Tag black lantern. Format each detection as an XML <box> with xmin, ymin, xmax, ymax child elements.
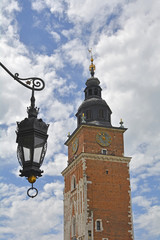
<box><xmin>16</xmin><ymin>116</ymin><xmax>48</xmax><ymax>179</ymax></box>
<box><xmin>0</xmin><ymin>62</ymin><xmax>49</xmax><ymax>198</ymax></box>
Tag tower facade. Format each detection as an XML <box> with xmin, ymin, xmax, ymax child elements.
<box><xmin>62</xmin><ymin>57</ymin><xmax>134</xmax><ymax>240</ymax></box>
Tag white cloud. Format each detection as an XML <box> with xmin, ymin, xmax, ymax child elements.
<box><xmin>46</xmin><ymin>117</ymin><xmax>76</xmax><ymax>159</ymax></box>
<box><xmin>133</xmin><ymin>195</ymin><xmax>152</xmax><ymax>209</ymax></box>
<box><xmin>0</xmin><ymin>182</ymin><xmax>63</xmax><ymax>240</ymax></box>
<box><xmin>46</xmin><ymin>100</ymin><xmax>74</xmax><ymax>121</ymax></box>
<box><xmin>1</xmin><ymin>0</ymin><xmax>160</xmax><ymax>239</ymax></box>
<box><xmin>133</xmin><ymin>195</ymin><xmax>160</xmax><ymax>238</ymax></box>
<box><xmin>92</xmin><ymin>0</ymin><xmax>160</xmax><ymax>179</ymax></box>
<box><xmin>50</xmin><ymin>31</ymin><xmax>61</xmax><ymax>42</ymax></box>
<box><xmin>32</xmin><ymin>0</ymin><xmax>65</xmax><ymax>15</ymax></box>
<box><xmin>43</xmin><ymin>153</ymin><xmax>68</xmax><ymax>176</ymax></box>
<box><xmin>0</xmin><ymin>126</ymin><xmax>17</xmax><ymax>164</ymax></box>
<box><xmin>31</xmin><ymin>0</ymin><xmax>46</xmax><ymax>12</ymax></box>
<box><xmin>130</xmin><ymin>177</ymin><xmax>139</xmax><ymax>192</ymax></box>
<box><xmin>65</xmin><ymin>0</ymin><xmax>124</xmax><ymax>23</ymax></box>
<box><xmin>62</xmin><ymin>38</ymin><xmax>89</xmax><ymax>70</ymax></box>
<box><xmin>135</xmin><ymin>205</ymin><xmax>160</xmax><ymax>238</ymax></box>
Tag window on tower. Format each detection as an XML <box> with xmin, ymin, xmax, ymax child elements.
<box><xmin>95</xmin><ymin>219</ymin><xmax>103</xmax><ymax>232</ymax></box>
<box><xmin>97</xmin><ymin>221</ymin><xmax>100</xmax><ymax>230</ymax></box>
<box><xmin>72</xmin><ymin>217</ymin><xmax>76</xmax><ymax>237</ymax></box>
<box><xmin>88</xmin><ymin>89</ymin><xmax>92</xmax><ymax>96</ymax></box>
<box><xmin>94</xmin><ymin>88</ymin><xmax>98</xmax><ymax>95</ymax></box>
<box><xmin>86</xmin><ymin>110</ymin><xmax>92</xmax><ymax>120</ymax></box>
<box><xmin>99</xmin><ymin>109</ymin><xmax>104</xmax><ymax>119</ymax></box>
<box><xmin>88</xmin><ymin>230</ymin><xmax>92</xmax><ymax>239</ymax></box>
<box><xmin>71</xmin><ymin>175</ymin><xmax>76</xmax><ymax>191</ymax></box>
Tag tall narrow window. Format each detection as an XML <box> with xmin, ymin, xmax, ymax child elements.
<box><xmin>95</xmin><ymin>219</ymin><xmax>103</xmax><ymax>232</ymax></box>
<box><xmin>73</xmin><ymin>218</ymin><xmax>76</xmax><ymax>236</ymax></box>
<box><xmin>99</xmin><ymin>109</ymin><xmax>104</xmax><ymax>119</ymax></box>
<box><xmin>88</xmin><ymin>230</ymin><xmax>92</xmax><ymax>239</ymax></box>
<box><xmin>88</xmin><ymin>89</ymin><xmax>92</xmax><ymax>96</ymax></box>
<box><xmin>72</xmin><ymin>217</ymin><xmax>76</xmax><ymax>236</ymax></box>
<box><xmin>97</xmin><ymin>220</ymin><xmax>101</xmax><ymax>230</ymax></box>
<box><xmin>73</xmin><ymin>177</ymin><xmax>76</xmax><ymax>189</ymax></box>
<box><xmin>94</xmin><ymin>88</ymin><xmax>98</xmax><ymax>95</ymax></box>
<box><xmin>71</xmin><ymin>175</ymin><xmax>76</xmax><ymax>191</ymax></box>
<box><xmin>86</xmin><ymin>110</ymin><xmax>91</xmax><ymax>120</ymax></box>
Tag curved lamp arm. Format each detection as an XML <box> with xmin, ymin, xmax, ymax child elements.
<box><xmin>0</xmin><ymin>62</ymin><xmax>45</xmax><ymax>91</ymax></box>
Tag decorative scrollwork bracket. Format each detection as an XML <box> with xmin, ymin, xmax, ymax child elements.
<box><xmin>0</xmin><ymin>62</ymin><xmax>45</xmax><ymax>118</ymax></box>
<box><xmin>0</xmin><ymin>62</ymin><xmax>45</xmax><ymax>91</ymax></box>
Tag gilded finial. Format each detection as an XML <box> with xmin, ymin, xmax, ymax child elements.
<box><xmin>119</xmin><ymin>118</ymin><xmax>124</xmax><ymax>128</ymax></box>
<box><xmin>67</xmin><ymin>132</ymin><xmax>70</xmax><ymax>138</ymax></box>
<box><xmin>81</xmin><ymin>113</ymin><xmax>86</xmax><ymax>123</ymax></box>
<box><xmin>88</xmin><ymin>48</ymin><xmax>95</xmax><ymax>77</ymax></box>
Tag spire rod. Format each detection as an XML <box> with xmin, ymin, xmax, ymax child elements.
<box><xmin>88</xmin><ymin>49</ymin><xmax>95</xmax><ymax>77</ymax></box>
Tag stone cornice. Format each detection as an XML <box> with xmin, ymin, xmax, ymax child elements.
<box><xmin>61</xmin><ymin>152</ymin><xmax>131</xmax><ymax>176</ymax></box>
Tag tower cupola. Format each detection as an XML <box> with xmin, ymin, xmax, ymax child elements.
<box><xmin>76</xmin><ymin>53</ymin><xmax>112</xmax><ymax>127</ymax></box>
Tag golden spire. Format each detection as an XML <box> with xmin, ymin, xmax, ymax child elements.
<box><xmin>88</xmin><ymin>48</ymin><xmax>95</xmax><ymax>77</ymax></box>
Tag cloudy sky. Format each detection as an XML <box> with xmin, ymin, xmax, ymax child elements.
<box><xmin>0</xmin><ymin>0</ymin><xmax>160</xmax><ymax>239</ymax></box>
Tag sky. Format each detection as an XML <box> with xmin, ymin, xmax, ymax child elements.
<box><xmin>0</xmin><ymin>0</ymin><xmax>160</xmax><ymax>239</ymax></box>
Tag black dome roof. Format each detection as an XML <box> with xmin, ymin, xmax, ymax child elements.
<box><xmin>77</xmin><ymin>97</ymin><xmax>111</xmax><ymax>112</ymax></box>
<box><xmin>76</xmin><ymin>76</ymin><xmax>112</xmax><ymax>127</ymax></box>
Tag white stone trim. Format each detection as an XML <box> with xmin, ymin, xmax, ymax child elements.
<box><xmin>62</xmin><ymin>152</ymin><xmax>131</xmax><ymax>176</ymax></box>
<box><xmin>95</xmin><ymin>219</ymin><xmax>103</xmax><ymax>232</ymax></box>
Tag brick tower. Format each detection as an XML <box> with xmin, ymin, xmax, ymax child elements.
<box><xmin>62</xmin><ymin>55</ymin><xmax>134</xmax><ymax>240</ymax></box>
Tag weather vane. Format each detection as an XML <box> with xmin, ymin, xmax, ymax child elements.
<box><xmin>88</xmin><ymin>48</ymin><xmax>95</xmax><ymax>77</ymax></box>
<box><xmin>88</xmin><ymin>48</ymin><xmax>93</xmax><ymax>58</ymax></box>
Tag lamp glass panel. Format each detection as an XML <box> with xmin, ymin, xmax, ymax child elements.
<box><xmin>23</xmin><ymin>147</ymin><xmax>31</xmax><ymax>162</ymax></box>
<box><xmin>34</xmin><ymin>136</ymin><xmax>44</xmax><ymax>147</ymax></box>
<box><xmin>33</xmin><ymin>147</ymin><xmax>43</xmax><ymax>163</ymax></box>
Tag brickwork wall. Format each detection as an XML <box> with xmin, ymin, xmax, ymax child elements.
<box><xmin>67</xmin><ymin>126</ymin><xmax>125</xmax><ymax>164</ymax></box>
<box><xmin>86</xmin><ymin>158</ymin><xmax>133</xmax><ymax>240</ymax></box>
<box><xmin>63</xmin><ymin>125</ymin><xmax>134</xmax><ymax>240</ymax></box>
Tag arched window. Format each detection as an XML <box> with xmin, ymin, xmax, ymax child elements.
<box><xmin>86</xmin><ymin>110</ymin><xmax>92</xmax><ymax>120</ymax></box>
<box><xmin>94</xmin><ymin>88</ymin><xmax>98</xmax><ymax>95</ymax></box>
<box><xmin>88</xmin><ymin>89</ymin><xmax>92</xmax><ymax>96</ymax></box>
<box><xmin>99</xmin><ymin>109</ymin><xmax>104</xmax><ymax>119</ymax></box>
<box><xmin>107</xmin><ymin>112</ymin><xmax>111</xmax><ymax>122</ymax></box>
<box><xmin>71</xmin><ymin>175</ymin><xmax>76</xmax><ymax>191</ymax></box>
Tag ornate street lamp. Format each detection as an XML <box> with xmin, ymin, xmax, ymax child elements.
<box><xmin>0</xmin><ymin>62</ymin><xmax>49</xmax><ymax>198</ymax></box>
